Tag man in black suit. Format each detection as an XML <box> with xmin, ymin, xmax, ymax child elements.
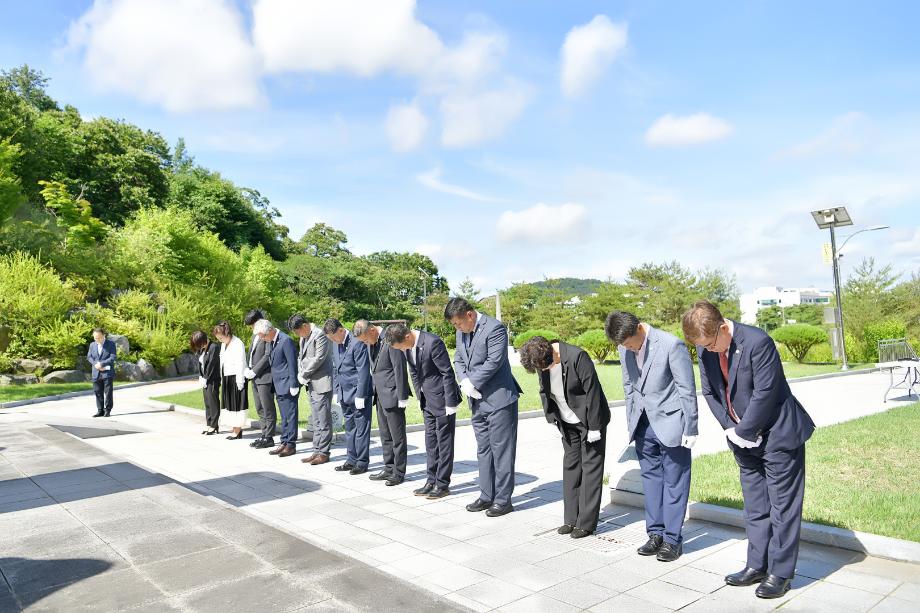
<box><xmin>355</xmin><ymin>320</ymin><xmax>411</xmax><ymax>486</ymax></box>
<box><xmin>87</xmin><ymin>328</ymin><xmax>117</xmax><ymax>417</ymax></box>
<box><xmin>683</xmin><ymin>300</ymin><xmax>815</xmax><ymax>599</ymax></box>
<box><xmin>386</xmin><ymin>323</ymin><xmax>461</xmax><ymax>500</ymax></box>
<box><xmin>254</xmin><ymin>319</ymin><xmax>301</xmax><ymax>458</ymax></box>
<box><xmin>244</xmin><ymin>309</ymin><xmax>277</xmax><ymax>449</ymax></box>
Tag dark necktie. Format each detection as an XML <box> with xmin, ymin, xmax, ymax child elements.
<box><xmin>718</xmin><ymin>351</ymin><xmax>740</xmax><ymax>423</ymax></box>
<box><xmin>406</xmin><ymin>348</ymin><xmax>416</xmax><ymax>367</ymax></box>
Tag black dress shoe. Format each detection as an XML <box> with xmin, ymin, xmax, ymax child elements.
<box><xmin>385</xmin><ymin>477</ymin><xmax>404</xmax><ymax>486</ymax></box>
<box><xmin>485</xmin><ymin>503</ymin><xmax>513</xmax><ymax>517</ymax></box>
<box><xmin>368</xmin><ymin>470</ymin><xmax>392</xmax><ymax>481</ymax></box>
<box><xmin>571</xmin><ymin>528</ymin><xmax>593</xmax><ymax>539</ymax></box>
<box><xmin>349</xmin><ymin>466</ymin><xmax>368</xmax><ymax>475</ymax></box>
<box><xmin>103</xmin><ymin>412</ymin><xmax>111</xmax><ymax>417</ymax></box>
<box><xmin>637</xmin><ymin>534</ymin><xmax>664</xmax><ymax>556</ymax></box>
<box><xmin>426</xmin><ymin>487</ymin><xmax>449</xmax><ymax>499</ymax></box>
<box><xmin>656</xmin><ymin>541</ymin><xmax>682</xmax><ymax>562</ymax></box>
<box><xmin>755</xmin><ymin>575</ymin><xmax>790</xmax><ymax>599</ymax></box>
<box><xmin>725</xmin><ymin>567</ymin><xmax>767</xmax><ymax>587</ymax></box>
<box><xmin>557</xmin><ymin>524</ymin><xmax>574</xmax><ymax>535</ymax></box>
<box><xmin>414</xmin><ymin>483</ymin><xmax>435</xmax><ymax>496</ymax></box>
<box><xmin>205</xmin><ymin>429</ymin><xmax>218</xmax><ymax>436</ymax></box>
<box><xmin>466</xmin><ymin>498</ymin><xmax>492</xmax><ymax>512</ymax></box>
<box><xmin>249</xmin><ymin>437</ymin><xmax>264</xmax><ymax>447</ymax></box>
<box><xmin>226</xmin><ymin>432</ymin><xmax>242</xmax><ymax>440</ymax></box>
<box><xmin>334</xmin><ymin>463</ymin><xmax>355</xmax><ymax>472</ymax></box>
<box><xmin>254</xmin><ymin>437</ymin><xmax>274</xmax><ymax>449</ymax></box>
<box><xmin>93</xmin><ymin>412</ymin><xmax>105</xmax><ymax>418</ymax></box>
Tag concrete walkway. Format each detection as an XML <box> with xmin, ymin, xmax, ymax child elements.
<box><xmin>2</xmin><ymin>370</ymin><xmax>919</xmax><ymax>612</ymax></box>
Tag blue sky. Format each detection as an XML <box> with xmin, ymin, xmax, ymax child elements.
<box><xmin>3</xmin><ymin>0</ymin><xmax>919</xmax><ymax>295</ymax></box>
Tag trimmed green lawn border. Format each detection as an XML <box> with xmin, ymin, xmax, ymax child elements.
<box><xmin>690</xmin><ymin>402</ymin><xmax>920</xmax><ymax>542</ymax></box>
<box><xmin>1</xmin><ymin>382</ymin><xmax>95</xmax><ymax>403</ymax></box>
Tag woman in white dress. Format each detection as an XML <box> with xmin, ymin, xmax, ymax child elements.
<box><xmin>213</xmin><ymin>321</ymin><xmax>248</xmax><ymax>440</ymax></box>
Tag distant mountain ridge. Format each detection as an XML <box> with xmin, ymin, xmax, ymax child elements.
<box><xmin>530</xmin><ymin>278</ymin><xmax>603</xmax><ymax>296</ymax></box>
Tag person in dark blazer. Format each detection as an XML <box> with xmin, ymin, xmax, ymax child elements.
<box><xmin>447</xmin><ymin>298</ymin><xmax>523</xmax><ymax>517</ymax></box>
<box><xmin>324</xmin><ymin>318</ymin><xmax>372</xmax><ymax>475</ymax></box>
<box><xmin>290</xmin><ymin>315</ymin><xmax>334</xmax><ymax>466</ymax></box>
<box><xmin>683</xmin><ymin>300</ymin><xmax>815</xmax><ymax>599</ymax></box>
<box><xmin>244</xmin><ymin>309</ymin><xmax>277</xmax><ymax>450</ymax></box>
<box><xmin>387</xmin><ymin>323</ymin><xmax>461</xmax><ymax>498</ymax></box>
<box><xmin>87</xmin><ymin>328</ymin><xmax>117</xmax><ymax>417</ymax></box>
<box><xmin>355</xmin><ymin>320</ymin><xmax>411</xmax><ymax>485</ymax></box>
<box><xmin>607</xmin><ymin>311</ymin><xmax>698</xmax><ymax>562</ymax></box>
<box><xmin>191</xmin><ymin>330</ymin><xmax>221</xmax><ymax>435</ymax></box>
<box><xmin>254</xmin><ymin>319</ymin><xmax>300</xmax><ymax>458</ymax></box>
<box><xmin>520</xmin><ymin>337</ymin><xmax>610</xmax><ymax>538</ymax></box>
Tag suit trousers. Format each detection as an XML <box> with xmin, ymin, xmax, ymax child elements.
<box><xmin>276</xmin><ymin>392</ymin><xmax>299</xmax><ymax>447</ymax></box>
<box><xmin>342</xmin><ymin>400</ymin><xmax>371</xmax><ymax>469</ymax></box>
<box><xmin>202</xmin><ymin>383</ymin><xmax>220</xmax><ymax>430</ymax></box>
<box><xmin>377</xmin><ymin>404</ymin><xmax>408</xmax><ymax>479</ymax></box>
<box><xmin>423</xmin><ymin>410</ymin><xmax>456</xmax><ymax>488</ymax></box>
<box><xmin>254</xmin><ymin>382</ymin><xmax>277</xmax><ymax>438</ymax></box>
<box><xmin>634</xmin><ymin>412</ymin><xmax>691</xmax><ymax>546</ymax></box>
<box><xmin>733</xmin><ymin>443</ymin><xmax>806</xmax><ymax>579</ymax></box>
<box><xmin>470</xmin><ymin>401</ymin><xmax>519</xmax><ymax>506</ymax></box>
<box><xmin>309</xmin><ymin>389</ymin><xmax>333</xmax><ymax>456</ymax></box>
<box><xmin>560</xmin><ymin>421</ymin><xmax>606</xmax><ymax>532</ymax></box>
<box><xmin>93</xmin><ymin>377</ymin><xmax>113</xmax><ymax>414</ymax></box>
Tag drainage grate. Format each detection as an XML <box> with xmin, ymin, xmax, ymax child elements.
<box><xmin>49</xmin><ymin>424</ymin><xmax>144</xmax><ymax>439</ymax></box>
<box><xmin>535</xmin><ymin>520</ymin><xmax>649</xmax><ymax>554</ymax></box>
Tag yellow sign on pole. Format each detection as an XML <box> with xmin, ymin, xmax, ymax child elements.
<box><xmin>822</xmin><ymin>242</ymin><xmax>833</xmax><ymax>265</ymax></box>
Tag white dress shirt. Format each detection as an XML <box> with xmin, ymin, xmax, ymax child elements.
<box><xmin>549</xmin><ymin>362</ymin><xmax>581</xmax><ymax>424</ymax></box>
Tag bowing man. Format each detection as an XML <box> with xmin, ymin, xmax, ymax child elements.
<box><xmin>254</xmin><ymin>319</ymin><xmax>300</xmax><ymax>458</ymax></box>
<box><xmin>324</xmin><ymin>318</ymin><xmax>372</xmax><ymax>475</ymax></box>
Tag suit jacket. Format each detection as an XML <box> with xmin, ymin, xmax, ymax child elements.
<box><xmin>454</xmin><ymin>313</ymin><xmax>522</xmax><ymax>413</ymax></box>
<box><xmin>248</xmin><ymin>334</ymin><xmax>273</xmax><ymax>386</ymax></box>
<box><xmin>697</xmin><ymin>321</ymin><xmax>815</xmax><ymax>452</ymax></box>
<box><xmin>86</xmin><ymin>339</ymin><xmax>117</xmax><ymax>381</ymax></box>
<box><xmin>621</xmin><ymin>326</ymin><xmax>699</xmax><ymax>448</ymax></box>
<box><xmin>538</xmin><ymin>342</ymin><xmax>610</xmax><ymax>432</ymax></box>
<box><xmin>199</xmin><ymin>342</ymin><xmax>221</xmax><ymax>386</ymax></box>
<box><xmin>332</xmin><ymin>332</ymin><xmax>372</xmax><ymax>408</ymax></box>
<box><xmin>409</xmin><ymin>331</ymin><xmax>461</xmax><ymax>416</ymax></box>
<box><xmin>268</xmin><ymin>331</ymin><xmax>299</xmax><ymax>395</ymax></box>
<box><xmin>370</xmin><ymin>332</ymin><xmax>411</xmax><ymax>409</ymax></box>
<box><xmin>298</xmin><ymin>326</ymin><xmax>333</xmax><ymax>393</ymax></box>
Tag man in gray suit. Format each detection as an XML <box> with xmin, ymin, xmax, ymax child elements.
<box><xmin>447</xmin><ymin>297</ymin><xmax>523</xmax><ymax>517</ymax></box>
<box><xmin>244</xmin><ymin>309</ymin><xmax>277</xmax><ymax>449</ymax></box>
<box><xmin>606</xmin><ymin>311</ymin><xmax>698</xmax><ymax>562</ymax></box>
<box><xmin>289</xmin><ymin>314</ymin><xmax>334</xmax><ymax>466</ymax></box>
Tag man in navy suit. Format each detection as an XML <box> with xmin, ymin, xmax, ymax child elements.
<box><xmin>683</xmin><ymin>300</ymin><xmax>815</xmax><ymax>599</ymax></box>
<box><xmin>324</xmin><ymin>318</ymin><xmax>372</xmax><ymax>475</ymax></box>
<box><xmin>254</xmin><ymin>320</ymin><xmax>300</xmax><ymax>458</ymax></box>
<box><xmin>447</xmin><ymin>298</ymin><xmax>523</xmax><ymax>517</ymax></box>
<box><xmin>386</xmin><ymin>323</ymin><xmax>462</xmax><ymax>499</ymax></box>
<box><xmin>87</xmin><ymin>328</ymin><xmax>117</xmax><ymax>417</ymax></box>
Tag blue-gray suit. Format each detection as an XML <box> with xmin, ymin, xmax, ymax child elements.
<box><xmin>455</xmin><ymin>313</ymin><xmax>522</xmax><ymax>507</ymax></box>
<box><xmin>333</xmin><ymin>332</ymin><xmax>372</xmax><ymax>469</ymax></box>
<box><xmin>270</xmin><ymin>331</ymin><xmax>300</xmax><ymax>447</ymax></box>
<box><xmin>87</xmin><ymin>339</ymin><xmax>117</xmax><ymax>415</ymax></box>
<box><xmin>622</xmin><ymin>325</ymin><xmax>698</xmax><ymax>546</ymax></box>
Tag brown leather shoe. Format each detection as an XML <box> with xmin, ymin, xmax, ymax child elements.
<box><xmin>277</xmin><ymin>445</ymin><xmax>296</xmax><ymax>458</ymax></box>
<box><xmin>300</xmin><ymin>453</ymin><xmax>318</xmax><ymax>464</ymax></box>
<box><xmin>310</xmin><ymin>454</ymin><xmax>329</xmax><ymax>465</ymax></box>
<box><xmin>268</xmin><ymin>445</ymin><xmax>285</xmax><ymax>456</ymax></box>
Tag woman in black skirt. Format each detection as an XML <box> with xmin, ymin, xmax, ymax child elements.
<box><xmin>191</xmin><ymin>330</ymin><xmax>221</xmax><ymax>435</ymax></box>
<box><xmin>213</xmin><ymin>321</ymin><xmax>248</xmax><ymax>440</ymax></box>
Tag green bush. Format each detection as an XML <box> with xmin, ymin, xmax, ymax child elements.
<box><xmin>513</xmin><ymin>329</ymin><xmax>560</xmax><ymax>350</ymax></box>
<box><xmin>777</xmin><ymin>340</ymin><xmax>835</xmax><ymax>363</ymax></box>
<box><xmin>863</xmin><ymin>320</ymin><xmax>908</xmax><ymax>363</ymax></box>
<box><xmin>573</xmin><ymin>329</ymin><xmax>615</xmax><ymax>362</ymax></box>
<box><xmin>110</xmin><ymin>290</ymin><xmax>156</xmax><ymax>321</ymax></box>
<box><xmin>35</xmin><ymin>316</ymin><xmax>94</xmax><ymax>369</ymax></box>
<box><xmin>772</xmin><ymin>324</ymin><xmax>828</xmax><ymax>363</ymax></box>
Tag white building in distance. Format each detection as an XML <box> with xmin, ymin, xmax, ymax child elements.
<box><xmin>740</xmin><ymin>286</ymin><xmax>834</xmax><ymax>324</ymax></box>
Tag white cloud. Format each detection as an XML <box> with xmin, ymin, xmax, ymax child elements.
<box><xmin>560</xmin><ymin>15</ymin><xmax>628</xmax><ymax>99</ymax></box>
<box><xmin>416</xmin><ymin>167</ymin><xmax>506</xmax><ymax>203</ymax></box>
<box><xmin>414</xmin><ymin>243</ymin><xmax>443</xmax><ymax>258</ymax></box>
<box><xmin>385</xmin><ymin>103</ymin><xmax>428</xmax><ymax>152</ymax></box>
<box><xmin>440</xmin><ymin>80</ymin><xmax>533</xmax><ymax>148</ymax></box>
<box><xmin>66</xmin><ymin>0</ymin><xmax>263</xmax><ymax>112</ymax></box>
<box><xmin>645</xmin><ymin>113</ymin><xmax>733</xmax><ymax>147</ymax></box>
<box><xmin>777</xmin><ymin>112</ymin><xmax>874</xmax><ymax>159</ymax></box>
<box><xmin>496</xmin><ymin>202</ymin><xmax>587</xmax><ymax>243</ymax></box>
<box><xmin>891</xmin><ymin>228</ymin><xmax>920</xmax><ymax>257</ymax></box>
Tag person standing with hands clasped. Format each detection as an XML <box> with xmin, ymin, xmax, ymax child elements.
<box><xmin>606</xmin><ymin>311</ymin><xmax>699</xmax><ymax>562</ymax></box>
<box><xmin>87</xmin><ymin>328</ymin><xmax>117</xmax><ymax>418</ymax></box>
<box><xmin>519</xmin><ymin>336</ymin><xmax>610</xmax><ymax>538</ymax></box>
<box><xmin>214</xmin><ymin>321</ymin><xmax>248</xmax><ymax>440</ymax></box>
<box><xmin>191</xmin><ymin>330</ymin><xmax>221</xmax><ymax>435</ymax></box>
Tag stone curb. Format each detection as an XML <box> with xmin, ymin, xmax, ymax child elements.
<box><xmin>610</xmin><ymin>489</ymin><xmax>920</xmax><ymax>564</ymax></box>
<box><xmin>0</xmin><ymin>376</ymin><xmax>198</xmax><ymax>409</ymax></box>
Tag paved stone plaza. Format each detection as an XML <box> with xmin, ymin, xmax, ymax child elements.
<box><xmin>1</xmin><ymin>370</ymin><xmax>918</xmax><ymax>612</ymax></box>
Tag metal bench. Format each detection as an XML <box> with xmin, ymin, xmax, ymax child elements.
<box><xmin>876</xmin><ymin>338</ymin><xmax>920</xmax><ymax>402</ymax></box>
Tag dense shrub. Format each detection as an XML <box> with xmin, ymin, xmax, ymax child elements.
<box><xmin>573</xmin><ymin>329</ymin><xmax>615</xmax><ymax>362</ymax></box>
<box><xmin>513</xmin><ymin>329</ymin><xmax>560</xmax><ymax>350</ymax></box>
<box><xmin>772</xmin><ymin>324</ymin><xmax>828</xmax><ymax>363</ymax></box>
<box><xmin>863</xmin><ymin>320</ymin><xmax>908</xmax><ymax>363</ymax></box>
<box><xmin>35</xmin><ymin>316</ymin><xmax>93</xmax><ymax>369</ymax></box>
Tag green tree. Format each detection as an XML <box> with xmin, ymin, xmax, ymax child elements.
<box><xmin>756</xmin><ymin>305</ymin><xmax>784</xmax><ymax>333</ymax></box>
<box><xmin>0</xmin><ymin>65</ymin><xmax>59</xmax><ymax>111</ymax></box>
<box><xmin>784</xmin><ymin>304</ymin><xmax>824</xmax><ymax>326</ymax></box>
<box><xmin>456</xmin><ymin>277</ymin><xmax>480</xmax><ymax>302</ymax></box>
<box><xmin>38</xmin><ymin>180</ymin><xmax>107</xmax><ymax>248</ymax></box>
<box><xmin>772</xmin><ymin>324</ymin><xmax>828</xmax><ymax>363</ymax></box>
<box><xmin>296</xmin><ymin>223</ymin><xmax>350</xmax><ymax>258</ymax></box>
<box><xmin>573</xmin><ymin>329</ymin><xmax>615</xmax><ymax>362</ymax></box>
<box><xmin>0</xmin><ymin>138</ymin><xmax>24</xmax><ymax>224</ymax></box>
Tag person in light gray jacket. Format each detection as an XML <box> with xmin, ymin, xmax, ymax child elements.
<box><xmin>289</xmin><ymin>314</ymin><xmax>334</xmax><ymax>465</ymax></box>
<box><xmin>607</xmin><ymin>311</ymin><xmax>698</xmax><ymax>563</ymax></box>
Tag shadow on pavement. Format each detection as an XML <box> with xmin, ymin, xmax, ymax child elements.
<box><xmin>0</xmin><ymin>556</ymin><xmax>113</xmax><ymax>610</ymax></box>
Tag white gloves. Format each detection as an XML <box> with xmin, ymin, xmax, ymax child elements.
<box><xmin>95</xmin><ymin>361</ymin><xmax>102</xmax><ymax>370</ymax></box>
<box><xmin>236</xmin><ymin>381</ymin><xmax>244</xmax><ymax>392</ymax></box>
<box><xmin>445</xmin><ymin>405</ymin><xmax>458</xmax><ymax>416</ymax></box>
<box><xmin>297</xmin><ymin>374</ymin><xmax>307</xmax><ymax>386</ymax></box>
<box><xmin>198</xmin><ymin>376</ymin><xmax>207</xmax><ymax>388</ymax></box>
<box><xmin>289</xmin><ymin>387</ymin><xmax>299</xmax><ymax>397</ymax></box>
<box><xmin>244</xmin><ymin>368</ymin><xmax>256</xmax><ymax>380</ymax></box>
<box><xmin>726</xmin><ymin>428</ymin><xmax>762</xmax><ymax>448</ymax></box>
<box><xmin>460</xmin><ymin>378</ymin><xmax>482</xmax><ymax>399</ymax></box>
<box><xmin>587</xmin><ymin>430</ymin><xmax>602</xmax><ymax>443</ymax></box>
<box><xmin>681</xmin><ymin>435</ymin><xmax>697</xmax><ymax>449</ymax></box>
<box><xmin>398</xmin><ymin>399</ymin><xmax>407</xmax><ymax>408</ymax></box>
<box><xmin>356</xmin><ymin>397</ymin><xmax>365</xmax><ymax>408</ymax></box>
<box><xmin>332</xmin><ymin>394</ymin><xmax>338</xmax><ymax>405</ymax></box>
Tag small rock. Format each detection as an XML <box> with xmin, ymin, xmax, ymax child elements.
<box><xmin>174</xmin><ymin>352</ymin><xmax>199</xmax><ymax>375</ymax></box>
<box><xmin>135</xmin><ymin>359</ymin><xmax>158</xmax><ymax>381</ymax></box>
<box><xmin>0</xmin><ymin>374</ymin><xmax>39</xmax><ymax>386</ymax></box>
<box><xmin>15</xmin><ymin>358</ymin><xmax>51</xmax><ymax>374</ymax></box>
<box><xmin>163</xmin><ymin>361</ymin><xmax>179</xmax><ymax>378</ymax></box>
<box><xmin>115</xmin><ymin>361</ymin><xmax>140</xmax><ymax>382</ymax></box>
<box><xmin>107</xmin><ymin>334</ymin><xmax>130</xmax><ymax>355</ymax></box>
<box><xmin>43</xmin><ymin>370</ymin><xmax>87</xmax><ymax>384</ymax></box>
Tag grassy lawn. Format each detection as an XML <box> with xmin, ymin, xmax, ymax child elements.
<box><xmin>0</xmin><ymin>382</ymin><xmax>94</xmax><ymax>403</ymax></box>
<box><xmin>690</xmin><ymin>402</ymin><xmax>920</xmax><ymax>542</ymax></box>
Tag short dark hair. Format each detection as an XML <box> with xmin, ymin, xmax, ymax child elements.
<box><xmin>190</xmin><ymin>330</ymin><xmax>208</xmax><ymax>351</ymax></box>
<box><xmin>385</xmin><ymin>323</ymin><xmax>411</xmax><ymax>345</ymax></box>
<box><xmin>444</xmin><ymin>297</ymin><xmax>475</xmax><ymax>320</ymax></box>
<box><xmin>244</xmin><ymin>309</ymin><xmax>265</xmax><ymax>326</ymax></box>
<box><xmin>92</xmin><ymin>327</ymin><xmax>106</xmax><ymax>335</ymax></box>
<box><xmin>605</xmin><ymin>311</ymin><xmax>640</xmax><ymax>346</ymax></box>
<box><xmin>213</xmin><ymin>320</ymin><xmax>232</xmax><ymax>338</ymax></box>
<box><xmin>288</xmin><ymin>314</ymin><xmax>308</xmax><ymax>331</ymax></box>
<box><xmin>519</xmin><ymin>336</ymin><xmax>555</xmax><ymax>373</ymax></box>
<box><xmin>322</xmin><ymin>318</ymin><xmax>343</xmax><ymax>335</ymax></box>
